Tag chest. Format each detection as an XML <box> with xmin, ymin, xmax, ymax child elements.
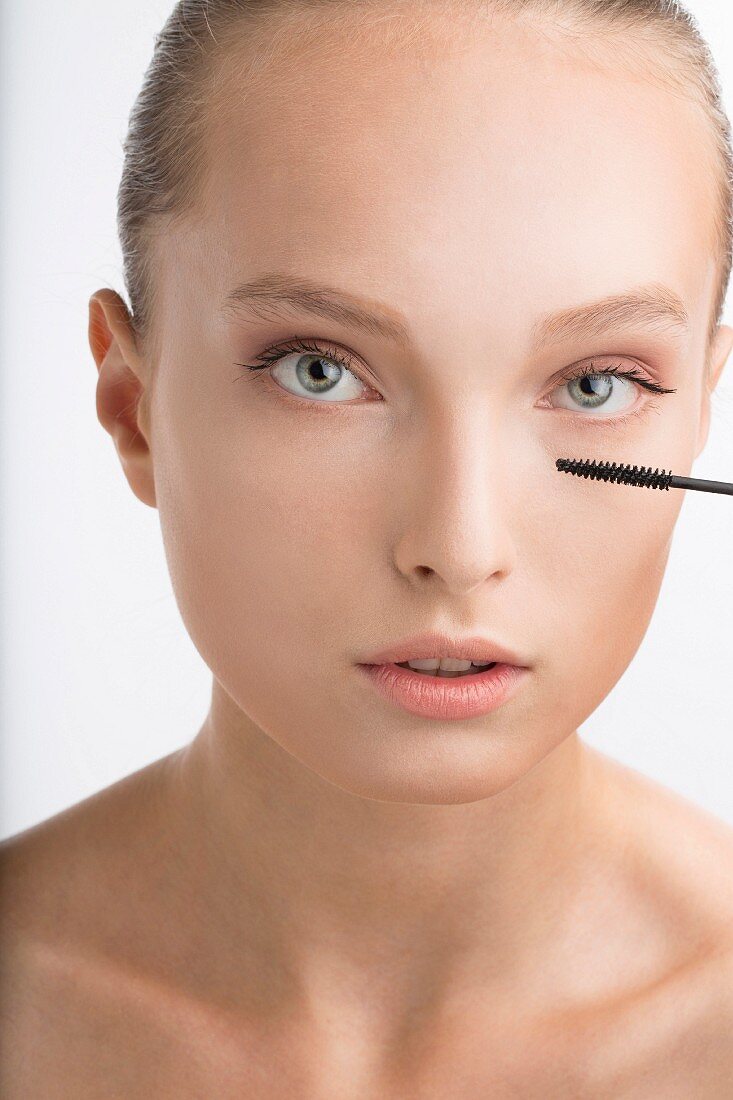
<box><xmin>8</xmin><ymin>992</ymin><xmax>731</xmax><ymax>1100</ymax></box>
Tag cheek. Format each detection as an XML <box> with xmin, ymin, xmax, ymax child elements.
<box><xmin>155</xmin><ymin>410</ymin><xmax>367</xmax><ymax>683</ymax></box>
<box><xmin>537</xmin><ymin>477</ymin><xmax>681</xmax><ymax>733</ymax></box>
<box><xmin>154</xmin><ymin>420</ymin><xmax>378</xmax><ymax>784</ymax></box>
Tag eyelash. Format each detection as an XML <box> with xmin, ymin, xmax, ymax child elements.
<box><xmin>234</xmin><ymin>336</ymin><xmax>677</xmax><ymax>425</ymax></box>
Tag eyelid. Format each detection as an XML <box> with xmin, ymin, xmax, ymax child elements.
<box><xmin>236</xmin><ymin>339</ymin><xmax>677</xmax><ymax>415</ymax></box>
<box><xmin>550</xmin><ymin>356</ymin><xmax>673</xmax><ymax>393</ymax></box>
<box><xmin>543</xmin><ymin>356</ymin><xmax>675</xmax><ymax>428</ymax></box>
<box><xmin>254</xmin><ymin>337</ymin><xmax>374</xmax><ymax>381</ymax></box>
<box><xmin>237</xmin><ymin>336</ymin><xmax>382</xmax><ymax>402</ymax></box>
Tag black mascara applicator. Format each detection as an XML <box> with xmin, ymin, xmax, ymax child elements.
<box><xmin>556</xmin><ymin>457</ymin><xmax>733</xmax><ymax>497</ymax></box>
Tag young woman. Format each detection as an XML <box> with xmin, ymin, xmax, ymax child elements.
<box><xmin>3</xmin><ymin>1</ymin><xmax>733</xmax><ymax>1093</ymax></box>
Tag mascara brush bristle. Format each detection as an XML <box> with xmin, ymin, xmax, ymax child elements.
<box><xmin>556</xmin><ymin>457</ymin><xmax>673</xmax><ymax>490</ymax></box>
<box><xmin>556</xmin><ymin>458</ymin><xmax>733</xmax><ymax>496</ymax></box>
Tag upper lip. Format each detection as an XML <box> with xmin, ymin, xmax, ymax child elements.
<box><xmin>359</xmin><ymin>631</ymin><xmax>529</xmax><ymax>667</ymax></box>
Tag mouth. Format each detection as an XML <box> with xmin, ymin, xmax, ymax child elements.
<box><xmin>359</xmin><ymin>632</ymin><xmax>528</xmax><ymax>670</ymax></box>
<box><xmin>393</xmin><ymin>661</ymin><xmax>498</xmax><ymax>678</ymax></box>
<box><xmin>356</xmin><ymin>660</ymin><xmax>528</xmax><ymax>720</ymax></box>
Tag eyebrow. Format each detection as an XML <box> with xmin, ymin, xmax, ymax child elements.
<box><xmin>220</xmin><ymin>273</ymin><xmax>690</xmax><ymax>352</ymax></box>
<box><xmin>529</xmin><ymin>282</ymin><xmax>690</xmax><ymax>352</ymax></box>
<box><xmin>220</xmin><ymin>272</ymin><xmax>411</xmax><ymax>345</ymax></box>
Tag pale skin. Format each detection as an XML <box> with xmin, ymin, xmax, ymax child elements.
<box><xmin>4</xmin><ymin>6</ymin><xmax>733</xmax><ymax>1096</ymax></box>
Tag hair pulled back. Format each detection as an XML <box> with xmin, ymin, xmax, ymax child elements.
<box><xmin>118</xmin><ymin>0</ymin><xmax>733</xmax><ymax>365</ymax></box>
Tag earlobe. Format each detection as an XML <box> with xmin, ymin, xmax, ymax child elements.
<box><xmin>88</xmin><ymin>289</ymin><xmax>157</xmax><ymax>510</ymax></box>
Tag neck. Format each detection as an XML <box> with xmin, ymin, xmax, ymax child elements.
<box><xmin>164</xmin><ymin>682</ymin><xmax>613</xmax><ymax>1029</ymax></box>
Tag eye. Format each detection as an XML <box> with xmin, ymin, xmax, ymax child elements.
<box><xmin>547</xmin><ymin>358</ymin><xmax>676</xmax><ymax>419</ymax></box>
<box><xmin>235</xmin><ymin>338</ymin><xmax>378</xmax><ymax>404</ymax></box>
<box><xmin>235</xmin><ymin>343</ymin><xmax>678</xmax><ymax>420</ymax></box>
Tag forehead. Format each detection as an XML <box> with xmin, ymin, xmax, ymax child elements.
<box><xmin>165</xmin><ymin>10</ymin><xmax>718</xmax><ymax>355</ymax></box>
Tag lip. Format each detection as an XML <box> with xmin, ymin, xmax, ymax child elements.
<box><xmin>358</xmin><ymin>630</ymin><xmax>530</xmax><ymax>669</ymax></box>
<box><xmin>357</xmin><ymin>661</ymin><xmax>529</xmax><ymax>720</ymax></box>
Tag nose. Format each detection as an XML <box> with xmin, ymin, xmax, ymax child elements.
<box><xmin>391</xmin><ymin>408</ymin><xmax>517</xmax><ymax>596</ymax></box>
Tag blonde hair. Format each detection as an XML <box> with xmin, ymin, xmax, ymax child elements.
<box><xmin>118</xmin><ymin>0</ymin><xmax>733</xmax><ymax>369</ymax></box>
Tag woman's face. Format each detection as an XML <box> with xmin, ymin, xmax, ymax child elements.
<box><xmin>140</xmin><ymin>11</ymin><xmax>729</xmax><ymax>803</ymax></box>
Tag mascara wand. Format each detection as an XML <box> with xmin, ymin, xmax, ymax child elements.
<box><xmin>556</xmin><ymin>457</ymin><xmax>733</xmax><ymax>497</ymax></box>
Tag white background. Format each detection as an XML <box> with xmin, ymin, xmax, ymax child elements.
<box><xmin>2</xmin><ymin>1</ymin><xmax>733</xmax><ymax>840</ymax></box>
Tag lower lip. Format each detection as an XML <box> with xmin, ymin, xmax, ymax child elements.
<box><xmin>356</xmin><ymin>662</ymin><xmax>529</xmax><ymax>720</ymax></box>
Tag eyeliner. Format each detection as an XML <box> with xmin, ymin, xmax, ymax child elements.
<box><xmin>556</xmin><ymin>457</ymin><xmax>733</xmax><ymax>496</ymax></box>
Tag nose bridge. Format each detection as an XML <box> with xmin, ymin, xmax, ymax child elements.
<box><xmin>427</xmin><ymin>400</ymin><xmax>504</xmax><ymax>502</ymax></box>
<box><xmin>393</xmin><ymin>400</ymin><xmax>516</xmax><ymax>590</ymax></box>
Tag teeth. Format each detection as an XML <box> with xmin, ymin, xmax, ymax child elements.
<box><xmin>437</xmin><ymin>657</ymin><xmax>473</xmax><ymax>672</ymax></box>
<box><xmin>403</xmin><ymin>657</ymin><xmax>492</xmax><ymax>672</ymax></box>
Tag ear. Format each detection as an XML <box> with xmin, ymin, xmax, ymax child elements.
<box><xmin>88</xmin><ymin>289</ymin><xmax>157</xmax><ymax>509</ymax></box>
<box><xmin>695</xmin><ymin>323</ymin><xmax>733</xmax><ymax>460</ymax></box>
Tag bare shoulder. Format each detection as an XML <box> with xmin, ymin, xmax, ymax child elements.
<box><xmin>598</xmin><ymin>748</ymin><xmax>733</xmax><ymax>945</ymax></box>
<box><xmin>0</xmin><ymin>749</ymin><xmax>181</xmax><ymax>942</ymax></box>
<box><xmin>0</xmin><ymin>751</ymin><xmax>204</xmax><ymax>1098</ymax></box>
<box><xmin>574</xmin><ymin>749</ymin><xmax>733</xmax><ymax>1094</ymax></box>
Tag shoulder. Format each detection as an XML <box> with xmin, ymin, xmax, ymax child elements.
<box><xmin>0</xmin><ymin>749</ymin><xmax>181</xmax><ymax>943</ymax></box>
<box><xmin>575</xmin><ymin>749</ymin><xmax>733</xmax><ymax>1091</ymax></box>
<box><xmin>577</xmin><ymin>934</ymin><xmax>733</xmax><ymax>1095</ymax></box>
<box><xmin>0</xmin><ymin>752</ymin><xmax>199</xmax><ymax>1096</ymax></box>
<box><xmin>0</xmin><ymin>746</ymin><xmax>189</xmax><ymax>949</ymax></box>
<box><xmin>600</xmin><ymin>748</ymin><xmax>733</xmax><ymax>946</ymax></box>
